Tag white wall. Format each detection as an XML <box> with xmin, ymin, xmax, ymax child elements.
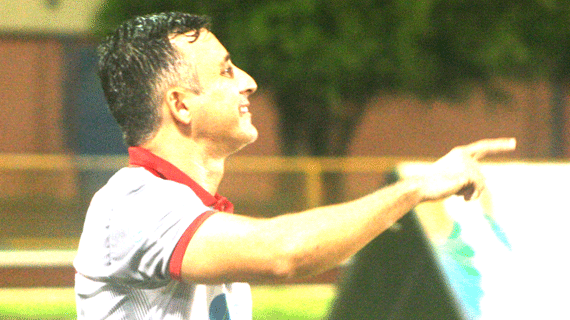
<box><xmin>0</xmin><ymin>0</ymin><xmax>105</xmax><ymax>34</ymax></box>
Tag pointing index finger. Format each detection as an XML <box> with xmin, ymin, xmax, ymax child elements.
<box><xmin>463</xmin><ymin>138</ymin><xmax>517</xmax><ymax>160</ymax></box>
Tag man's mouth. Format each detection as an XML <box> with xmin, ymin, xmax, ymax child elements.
<box><xmin>239</xmin><ymin>105</ymin><xmax>249</xmax><ymax>114</ymax></box>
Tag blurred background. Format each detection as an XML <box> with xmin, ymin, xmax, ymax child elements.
<box><xmin>1</xmin><ymin>0</ymin><xmax>569</xmax><ymax>319</ymax></box>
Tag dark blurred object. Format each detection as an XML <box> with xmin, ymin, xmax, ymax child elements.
<box><xmin>328</xmin><ymin>212</ymin><xmax>464</xmax><ymax>320</ymax></box>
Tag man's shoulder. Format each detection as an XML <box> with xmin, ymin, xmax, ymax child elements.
<box><xmin>90</xmin><ymin>167</ymin><xmax>206</xmax><ymax>213</ymax></box>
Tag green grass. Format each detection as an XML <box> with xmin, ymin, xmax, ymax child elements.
<box><xmin>0</xmin><ymin>285</ymin><xmax>335</xmax><ymax>319</ymax></box>
<box><xmin>0</xmin><ymin>288</ymin><xmax>75</xmax><ymax>320</ymax></box>
<box><xmin>252</xmin><ymin>285</ymin><xmax>335</xmax><ymax>319</ymax></box>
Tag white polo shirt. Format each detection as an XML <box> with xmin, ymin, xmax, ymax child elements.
<box><xmin>74</xmin><ymin>147</ymin><xmax>251</xmax><ymax>320</ymax></box>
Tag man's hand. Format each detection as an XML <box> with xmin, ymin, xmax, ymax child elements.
<box><xmin>418</xmin><ymin>138</ymin><xmax>516</xmax><ymax>202</ymax></box>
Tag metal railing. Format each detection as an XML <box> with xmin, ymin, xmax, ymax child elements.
<box><xmin>0</xmin><ymin>153</ymin><xmax>417</xmax><ymax>208</ymax></box>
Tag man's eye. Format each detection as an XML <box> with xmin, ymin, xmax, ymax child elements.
<box><xmin>222</xmin><ymin>66</ymin><xmax>234</xmax><ymax>77</ymax></box>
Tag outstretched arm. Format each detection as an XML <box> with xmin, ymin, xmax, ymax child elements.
<box><xmin>179</xmin><ymin>138</ymin><xmax>516</xmax><ymax>284</ymax></box>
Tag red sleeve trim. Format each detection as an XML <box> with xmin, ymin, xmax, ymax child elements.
<box><xmin>169</xmin><ymin>210</ymin><xmax>216</xmax><ymax>281</ymax></box>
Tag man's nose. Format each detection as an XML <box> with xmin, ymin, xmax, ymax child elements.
<box><xmin>237</xmin><ymin>67</ymin><xmax>257</xmax><ymax>96</ymax></box>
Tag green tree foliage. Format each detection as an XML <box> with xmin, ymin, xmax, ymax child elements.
<box><xmin>426</xmin><ymin>1</ymin><xmax>570</xmax><ymax>98</ymax></box>
<box><xmin>93</xmin><ymin>0</ymin><xmax>570</xmax><ymax>158</ymax></box>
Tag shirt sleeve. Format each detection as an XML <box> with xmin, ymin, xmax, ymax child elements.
<box><xmin>168</xmin><ymin>209</ymin><xmax>216</xmax><ymax>281</ymax></box>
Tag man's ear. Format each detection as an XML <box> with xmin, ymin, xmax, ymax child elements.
<box><xmin>165</xmin><ymin>87</ymin><xmax>194</xmax><ymax>125</ymax></box>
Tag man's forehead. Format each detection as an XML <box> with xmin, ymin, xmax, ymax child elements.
<box><xmin>169</xmin><ymin>29</ymin><xmax>228</xmax><ymax>59</ymax></box>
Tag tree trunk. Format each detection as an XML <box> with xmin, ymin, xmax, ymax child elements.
<box><xmin>277</xmin><ymin>97</ymin><xmax>366</xmax><ymax>208</ymax></box>
<box><xmin>321</xmin><ymin>114</ymin><xmax>363</xmax><ymax>205</ymax></box>
<box><xmin>550</xmin><ymin>78</ymin><xmax>567</xmax><ymax>158</ymax></box>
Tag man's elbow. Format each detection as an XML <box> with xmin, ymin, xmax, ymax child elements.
<box><xmin>269</xmin><ymin>241</ymin><xmax>322</xmax><ymax>281</ymax></box>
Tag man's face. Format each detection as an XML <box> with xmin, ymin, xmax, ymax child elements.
<box><xmin>170</xmin><ymin>30</ymin><xmax>258</xmax><ymax>153</ymax></box>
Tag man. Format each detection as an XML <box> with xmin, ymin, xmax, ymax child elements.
<box><xmin>74</xmin><ymin>11</ymin><xmax>516</xmax><ymax>320</ymax></box>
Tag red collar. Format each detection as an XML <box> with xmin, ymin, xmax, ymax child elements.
<box><xmin>128</xmin><ymin>147</ymin><xmax>234</xmax><ymax>213</ymax></box>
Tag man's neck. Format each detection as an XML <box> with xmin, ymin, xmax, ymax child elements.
<box><xmin>140</xmin><ymin>140</ymin><xmax>226</xmax><ymax>195</ymax></box>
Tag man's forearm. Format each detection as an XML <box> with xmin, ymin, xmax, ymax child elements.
<box><xmin>264</xmin><ymin>178</ymin><xmax>424</xmax><ymax>279</ymax></box>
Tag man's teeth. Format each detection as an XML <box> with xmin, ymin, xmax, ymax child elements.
<box><xmin>240</xmin><ymin>106</ymin><xmax>249</xmax><ymax>113</ymax></box>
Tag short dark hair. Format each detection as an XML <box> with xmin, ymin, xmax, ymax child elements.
<box><xmin>97</xmin><ymin>12</ymin><xmax>211</xmax><ymax>146</ymax></box>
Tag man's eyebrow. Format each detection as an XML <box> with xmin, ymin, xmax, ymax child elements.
<box><xmin>220</xmin><ymin>53</ymin><xmax>231</xmax><ymax>68</ymax></box>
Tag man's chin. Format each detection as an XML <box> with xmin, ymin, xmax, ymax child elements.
<box><xmin>230</xmin><ymin>128</ymin><xmax>258</xmax><ymax>154</ymax></box>
<box><xmin>241</xmin><ymin>128</ymin><xmax>259</xmax><ymax>147</ymax></box>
